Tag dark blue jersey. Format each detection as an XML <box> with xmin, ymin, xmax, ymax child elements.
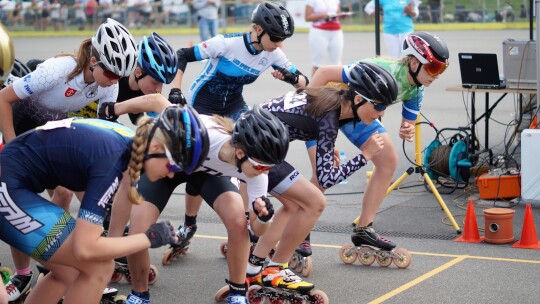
<box><xmin>1</xmin><ymin>118</ymin><xmax>133</xmax><ymax>225</ymax></box>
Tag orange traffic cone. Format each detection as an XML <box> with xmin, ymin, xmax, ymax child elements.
<box><xmin>455</xmin><ymin>199</ymin><xmax>484</xmax><ymax>243</ymax></box>
<box><xmin>529</xmin><ymin>114</ymin><xmax>538</xmax><ymax>129</ymax></box>
<box><xmin>512</xmin><ymin>204</ymin><xmax>540</xmax><ymax>249</ymax></box>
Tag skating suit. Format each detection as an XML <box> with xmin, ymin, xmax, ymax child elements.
<box><xmin>0</xmin><ymin>119</ymin><xmax>132</xmax><ymax>261</ymax></box>
<box><xmin>187</xmin><ymin>33</ymin><xmax>297</xmax><ymax>116</ymax></box>
<box><xmin>10</xmin><ymin>56</ymin><xmax>118</xmax><ymax>134</ymax></box>
<box><xmin>196</xmin><ymin>115</ymin><xmax>268</xmax><ymax>210</ymax></box>
<box><xmin>262</xmin><ymin>91</ymin><xmax>367</xmax><ymax>190</ymax></box>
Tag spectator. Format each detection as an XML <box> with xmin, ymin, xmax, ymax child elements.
<box><xmin>50</xmin><ymin>0</ymin><xmax>61</xmax><ymax>31</ymax></box>
<box><xmin>501</xmin><ymin>1</ymin><xmax>514</xmax><ymax>22</ymax></box>
<box><xmin>428</xmin><ymin>0</ymin><xmax>441</xmax><ymax>23</ymax></box>
<box><xmin>520</xmin><ymin>4</ymin><xmax>527</xmax><ymax>18</ymax></box>
<box><xmin>365</xmin><ymin>0</ymin><xmax>419</xmax><ymax>58</ymax></box>
<box><xmin>9</xmin><ymin>3</ymin><xmax>24</xmax><ymax>30</ymax></box>
<box><xmin>192</xmin><ymin>0</ymin><xmax>220</xmax><ymax>41</ymax></box>
<box><xmin>86</xmin><ymin>0</ymin><xmax>99</xmax><ymax>29</ymax></box>
<box><xmin>73</xmin><ymin>0</ymin><xmax>87</xmax><ymax>30</ymax></box>
<box><xmin>40</xmin><ymin>0</ymin><xmax>51</xmax><ymax>31</ymax></box>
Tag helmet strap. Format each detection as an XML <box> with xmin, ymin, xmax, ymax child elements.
<box><xmin>350</xmin><ymin>98</ymin><xmax>367</xmax><ymax>127</ymax></box>
<box><xmin>236</xmin><ymin>155</ymin><xmax>248</xmax><ymax>173</ymax></box>
<box><xmin>245</xmin><ymin>32</ymin><xmax>263</xmax><ymax>55</ymax></box>
<box><xmin>135</xmin><ymin>72</ymin><xmax>148</xmax><ymax>83</ymax></box>
<box><xmin>408</xmin><ymin>62</ymin><xmax>423</xmax><ymax>87</ymax></box>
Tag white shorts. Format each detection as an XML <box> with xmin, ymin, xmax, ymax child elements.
<box><xmin>308</xmin><ymin>27</ymin><xmax>344</xmax><ymax>67</ymax></box>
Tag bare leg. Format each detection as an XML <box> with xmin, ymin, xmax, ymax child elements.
<box><xmin>213</xmin><ymin>191</ymin><xmax>249</xmax><ymax>284</ymax></box>
<box><xmin>356</xmin><ymin>133</ymin><xmax>397</xmax><ymax>226</ymax></box>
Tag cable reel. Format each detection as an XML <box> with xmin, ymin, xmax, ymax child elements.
<box><xmin>423</xmin><ymin>128</ymin><xmax>473</xmax><ymax>193</ymax></box>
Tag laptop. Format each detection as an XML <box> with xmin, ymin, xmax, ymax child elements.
<box><xmin>458</xmin><ymin>53</ymin><xmax>506</xmax><ymax>89</ymax></box>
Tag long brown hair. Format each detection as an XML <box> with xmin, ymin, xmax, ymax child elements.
<box><xmin>127</xmin><ymin>116</ymin><xmax>171</xmax><ymax>205</ymax></box>
<box><xmin>55</xmin><ymin>38</ymin><xmax>96</xmax><ymax>82</ymax></box>
<box><xmin>302</xmin><ymin>86</ymin><xmax>351</xmax><ymax>117</ymax></box>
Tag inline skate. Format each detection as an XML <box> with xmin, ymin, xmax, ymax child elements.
<box><xmin>214</xmin><ymin>274</ymin><xmax>262</xmax><ymax>302</ymax></box>
<box><xmin>110</xmin><ymin>257</ymin><xmax>159</xmax><ymax>285</ymax></box>
<box><xmin>162</xmin><ymin>224</ymin><xmax>197</xmax><ymax>265</ymax></box>
<box><xmin>5</xmin><ymin>271</ymin><xmax>33</xmax><ymax>304</ymax></box>
<box><xmin>247</xmin><ymin>265</ymin><xmax>328</xmax><ymax>304</ymax></box>
<box><xmin>339</xmin><ymin>224</ymin><xmax>412</xmax><ymax>268</ymax></box>
<box><xmin>289</xmin><ymin>240</ymin><xmax>313</xmax><ymax>277</ymax></box>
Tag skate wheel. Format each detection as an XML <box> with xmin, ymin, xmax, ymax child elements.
<box><xmin>110</xmin><ymin>270</ymin><xmax>123</xmax><ymax>283</ymax></box>
<box><xmin>269</xmin><ymin>297</ymin><xmax>285</xmax><ymax>304</ymax></box>
<box><xmin>148</xmin><ymin>264</ymin><xmax>159</xmax><ymax>285</ymax></box>
<box><xmin>220</xmin><ymin>241</ymin><xmax>228</xmax><ymax>257</ymax></box>
<box><xmin>113</xmin><ymin>294</ymin><xmax>127</xmax><ymax>304</ymax></box>
<box><xmin>0</xmin><ymin>266</ymin><xmax>13</xmax><ymax>285</ymax></box>
<box><xmin>393</xmin><ymin>248</ymin><xmax>412</xmax><ymax>269</ymax></box>
<box><xmin>288</xmin><ymin>253</ymin><xmax>300</xmax><ymax>269</ymax></box>
<box><xmin>357</xmin><ymin>246</ymin><xmax>375</xmax><ymax>266</ymax></box>
<box><xmin>301</xmin><ymin>256</ymin><xmax>313</xmax><ymax>278</ymax></box>
<box><xmin>162</xmin><ymin>247</ymin><xmax>174</xmax><ymax>265</ymax></box>
<box><xmin>214</xmin><ymin>285</ymin><xmax>229</xmax><ymax>302</ymax></box>
<box><xmin>376</xmin><ymin>252</ymin><xmax>392</xmax><ymax>267</ymax></box>
<box><xmin>247</xmin><ymin>285</ymin><xmax>264</xmax><ymax>304</ymax></box>
<box><xmin>310</xmin><ymin>289</ymin><xmax>329</xmax><ymax>304</ymax></box>
<box><xmin>339</xmin><ymin>244</ymin><xmax>357</xmax><ymax>264</ymax></box>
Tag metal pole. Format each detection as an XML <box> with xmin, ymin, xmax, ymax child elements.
<box><xmin>375</xmin><ymin>0</ymin><xmax>380</xmax><ymax>56</ymax></box>
<box><xmin>536</xmin><ymin>0</ymin><xmax>539</xmax><ymax>115</ymax></box>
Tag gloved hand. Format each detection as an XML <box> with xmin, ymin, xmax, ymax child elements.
<box><xmin>274</xmin><ymin>67</ymin><xmax>299</xmax><ymax>86</ymax></box>
<box><xmin>145</xmin><ymin>221</ymin><xmax>177</xmax><ymax>248</ymax></box>
<box><xmin>168</xmin><ymin>88</ymin><xmax>187</xmax><ymax>105</ymax></box>
<box><xmin>252</xmin><ymin>196</ymin><xmax>275</xmax><ymax>223</ymax></box>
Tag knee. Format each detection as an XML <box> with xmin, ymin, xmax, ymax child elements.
<box><xmin>372</xmin><ymin>149</ymin><xmax>398</xmax><ymax>174</ymax></box>
<box><xmin>309</xmin><ymin>192</ymin><xmax>326</xmax><ymax>217</ymax></box>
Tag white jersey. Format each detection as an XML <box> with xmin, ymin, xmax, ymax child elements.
<box><xmin>196</xmin><ymin>115</ymin><xmax>268</xmax><ymax>209</ymax></box>
<box><xmin>11</xmin><ymin>56</ymin><xmax>118</xmax><ymax>124</ymax></box>
<box><xmin>188</xmin><ymin>33</ymin><xmax>296</xmax><ymax>115</ymax></box>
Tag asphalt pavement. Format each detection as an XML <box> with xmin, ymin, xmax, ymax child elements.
<box><xmin>2</xmin><ymin>29</ymin><xmax>540</xmax><ymax>304</ymax></box>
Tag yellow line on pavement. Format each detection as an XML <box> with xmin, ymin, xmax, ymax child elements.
<box><xmin>368</xmin><ymin>256</ymin><xmax>468</xmax><ymax>304</ymax></box>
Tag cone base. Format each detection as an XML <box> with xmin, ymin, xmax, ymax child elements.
<box><xmin>512</xmin><ymin>240</ymin><xmax>540</xmax><ymax>249</ymax></box>
<box><xmin>454</xmin><ymin>236</ymin><xmax>484</xmax><ymax>243</ymax></box>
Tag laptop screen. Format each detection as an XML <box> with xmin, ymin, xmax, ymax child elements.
<box><xmin>458</xmin><ymin>53</ymin><xmax>502</xmax><ymax>88</ymax></box>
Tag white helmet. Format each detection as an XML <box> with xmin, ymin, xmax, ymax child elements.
<box><xmin>92</xmin><ymin>18</ymin><xmax>137</xmax><ymax>77</ymax></box>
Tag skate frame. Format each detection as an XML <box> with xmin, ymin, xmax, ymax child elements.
<box><xmin>387</xmin><ymin>116</ymin><xmax>461</xmax><ymax>234</ymax></box>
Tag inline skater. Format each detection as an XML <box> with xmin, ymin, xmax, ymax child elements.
<box><xmin>302</xmin><ymin>31</ymin><xmax>449</xmax><ymax>265</ymax></box>
<box><xmin>168</xmin><ymin>1</ymin><xmax>308</xmax><ymax>248</ymax></box>
<box><xmin>104</xmin><ymin>100</ymin><xmax>289</xmax><ymax>304</ymax></box>
<box><xmin>0</xmin><ymin>18</ymin><xmax>137</xmax><ymax>302</ymax></box>
<box><xmin>0</xmin><ymin>105</ymin><xmax>202</xmax><ymax>303</ymax></box>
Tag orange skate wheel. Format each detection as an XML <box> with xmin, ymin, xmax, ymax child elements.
<box><xmin>393</xmin><ymin>248</ymin><xmax>412</xmax><ymax>269</ymax></box>
<box><xmin>301</xmin><ymin>256</ymin><xmax>313</xmax><ymax>278</ymax></box>
<box><xmin>162</xmin><ymin>248</ymin><xmax>174</xmax><ymax>265</ymax></box>
<box><xmin>357</xmin><ymin>246</ymin><xmax>375</xmax><ymax>266</ymax></box>
<box><xmin>339</xmin><ymin>244</ymin><xmax>357</xmax><ymax>264</ymax></box>
<box><xmin>310</xmin><ymin>289</ymin><xmax>329</xmax><ymax>304</ymax></box>
<box><xmin>220</xmin><ymin>241</ymin><xmax>228</xmax><ymax>257</ymax></box>
<box><xmin>247</xmin><ymin>285</ymin><xmax>264</xmax><ymax>304</ymax></box>
<box><xmin>148</xmin><ymin>264</ymin><xmax>159</xmax><ymax>285</ymax></box>
<box><xmin>214</xmin><ymin>285</ymin><xmax>229</xmax><ymax>302</ymax></box>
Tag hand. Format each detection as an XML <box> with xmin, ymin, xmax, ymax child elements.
<box><xmin>168</xmin><ymin>88</ymin><xmax>187</xmax><ymax>105</ymax></box>
<box><xmin>145</xmin><ymin>221</ymin><xmax>178</xmax><ymax>248</ymax></box>
<box><xmin>333</xmin><ymin>148</ymin><xmax>340</xmax><ymax>167</ymax></box>
<box><xmin>399</xmin><ymin>121</ymin><xmax>415</xmax><ymax>142</ymax></box>
<box><xmin>272</xmin><ymin>67</ymin><xmax>299</xmax><ymax>85</ymax></box>
<box><xmin>252</xmin><ymin>196</ymin><xmax>274</xmax><ymax>223</ymax></box>
<box><xmin>361</xmin><ymin>131</ymin><xmax>384</xmax><ymax>160</ymax></box>
<box><xmin>327</xmin><ymin>12</ymin><xmax>337</xmax><ymax>18</ymax></box>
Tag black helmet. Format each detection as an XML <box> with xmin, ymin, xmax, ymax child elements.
<box><xmin>11</xmin><ymin>59</ymin><xmax>31</xmax><ymax>78</ymax></box>
<box><xmin>233</xmin><ymin>105</ymin><xmax>289</xmax><ymax>165</ymax></box>
<box><xmin>155</xmin><ymin>105</ymin><xmax>209</xmax><ymax>174</ymax></box>
<box><xmin>348</xmin><ymin>62</ymin><xmax>398</xmax><ymax>106</ymax></box>
<box><xmin>251</xmin><ymin>1</ymin><xmax>294</xmax><ymax>39</ymax></box>
<box><xmin>402</xmin><ymin>31</ymin><xmax>449</xmax><ymax>76</ymax></box>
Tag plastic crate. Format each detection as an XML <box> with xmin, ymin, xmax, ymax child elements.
<box><xmin>476</xmin><ymin>172</ymin><xmax>521</xmax><ymax>200</ymax></box>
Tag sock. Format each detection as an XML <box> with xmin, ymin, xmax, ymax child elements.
<box><xmin>16</xmin><ymin>267</ymin><xmax>32</xmax><ymax>276</ymax></box>
<box><xmin>131</xmin><ymin>290</ymin><xmax>150</xmax><ymax>300</ymax></box>
<box><xmin>266</xmin><ymin>259</ymin><xmax>283</xmax><ymax>268</ymax></box>
<box><xmin>184</xmin><ymin>215</ymin><xmax>197</xmax><ymax>227</ymax></box>
<box><xmin>247</xmin><ymin>254</ymin><xmax>264</xmax><ymax>275</ymax></box>
<box><xmin>227</xmin><ymin>280</ymin><xmax>246</xmax><ymax>296</ymax></box>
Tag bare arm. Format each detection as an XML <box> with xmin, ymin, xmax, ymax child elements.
<box><xmin>0</xmin><ymin>85</ymin><xmax>21</xmax><ymax>142</ymax></box>
<box><xmin>113</xmin><ymin>93</ymin><xmax>172</xmax><ymax>116</ymax></box>
<box><xmin>305</xmin><ymin>4</ymin><xmax>330</xmax><ymax>22</ymax></box>
<box><xmin>309</xmin><ymin>65</ymin><xmax>344</xmax><ymax>87</ymax></box>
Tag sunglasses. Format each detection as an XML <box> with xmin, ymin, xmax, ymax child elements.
<box><xmin>97</xmin><ymin>62</ymin><xmax>121</xmax><ymax>81</ymax></box>
<box><xmin>354</xmin><ymin>91</ymin><xmax>387</xmax><ymax>112</ymax></box>
<box><xmin>246</xmin><ymin>156</ymin><xmax>274</xmax><ymax>172</ymax></box>
<box><xmin>145</xmin><ymin>147</ymin><xmax>183</xmax><ymax>173</ymax></box>
<box><xmin>267</xmin><ymin>33</ymin><xmax>285</xmax><ymax>43</ymax></box>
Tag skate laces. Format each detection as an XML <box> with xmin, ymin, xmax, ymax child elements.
<box><xmin>5</xmin><ymin>282</ymin><xmax>18</xmax><ymax>296</ymax></box>
<box><xmin>263</xmin><ymin>266</ymin><xmax>302</xmax><ymax>284</ymax></box>
<box><xmin>177</xmin><ymin>224</ymin><xmax>196</xmax><ymax>240</ymax></box>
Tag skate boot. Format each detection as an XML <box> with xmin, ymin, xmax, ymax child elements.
<box><xmin>162</xmin><ymin>224</ymin><xmax>197</xmax><ymax>264</ymax></box>
<box><xmin>247</xmin><ymin>265</ymin><xmax>328</xmax><ymax>303</ymax></box>
<box><xmin>126</xmin><ymin>291</ymin><xmax>150</xmax><ymax>304</ymax></box>
<box><xmin>339</xmin><ymin>224</ymin><xmax>412</xmax><ymax>268</ymax></box>
<box><xmin>226</xmin><ymin>294</ymin><xmax>248</xmax><ymax>304</ymax></box>
<box><xmin>289</xmin><ymin>240</ymin><xmax>314</xmax><ymax>277</ymax></box>
<box><xmin>111</xmin><ymin>257</ymin><xmax>159</xmax><ymax>285</ymax></box>
<box><xmin>6</xmin><ymin>272</ymin><xmax>33</xmax><ymax>302</ymax></box>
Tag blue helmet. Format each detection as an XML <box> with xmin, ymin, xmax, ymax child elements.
<box><xmin>138</xmin><ymin>33</ymin><xmax>178</xmax><ymax>84</ymax></box>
